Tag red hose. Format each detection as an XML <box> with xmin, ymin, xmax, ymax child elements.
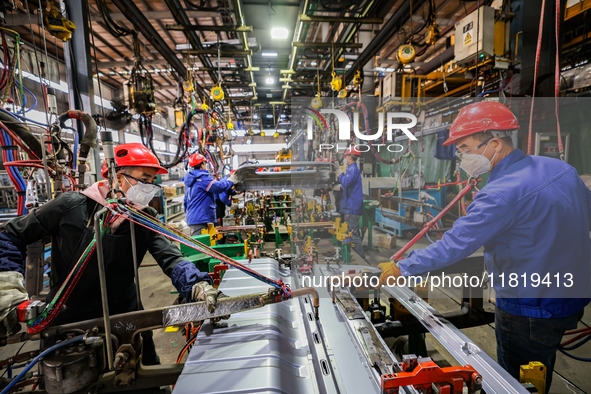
<box><xmin>391</xmin><ymin>178</ymin><xmax>478</xmax><ymax>261</ymax></box>
<box><xmin>561</xmin><ymin>328</ymin><xmax>591</xmax><ymax>347</ymax></box>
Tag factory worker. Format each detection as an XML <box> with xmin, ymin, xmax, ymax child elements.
<box><xmin>334</xmin><ymin>147</ymin><xmax>368</xmax><ymax>263</ymax></box>
<box><xmin>184</xmin><ymin>153</ymin><xmax>238</xmax><ymax>236</ymax></box>
<box><xmin>378</xmin><ymin>102</ymin><xmax>591</xmax><ymax>392</ymax></box>
<box><xmin>0</xmin><ymin>143</ymin><xmax>221</xmax><ymax>366</ymax></box>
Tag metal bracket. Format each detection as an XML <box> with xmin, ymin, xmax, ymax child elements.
<box><xmin>381</xmin><ymin>356</ymin><xmax>482</xmax><ymax>394</ymax></box>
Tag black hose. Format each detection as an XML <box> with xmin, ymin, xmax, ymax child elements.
<box><xmin>59</xmin><ymin>110</ymin><xmax>98</xmax><ymax>187</ymax></box>
<box><xmin>0</xmin><ymin>109</ymin><xmax>43</xmax><ymax>159</ymax></box>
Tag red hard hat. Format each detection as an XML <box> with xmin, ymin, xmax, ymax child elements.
<box><xmin>101</xmin><ymin>143</ymin><xmax>167</xmax><ymax>178</ymax></box>
<box><xmin>444</xmin><ymin>102</ymin><xmax>520</xmax><ymax>146</ymax></box>
<box><xmin>188</xmin><ymin>153</ymin><xmax>206</xmax><ymax>168</ymax></box>
<box><xmin>343</xmin><ymin>146</ymin><xmax>362</xmax><ymax>157</ymax></box>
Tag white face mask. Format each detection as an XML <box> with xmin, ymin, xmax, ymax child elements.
<box><xmin>458</xmin><ymin>141</ymin><xmax>497</xmax><ymax>177</ymax></box>
<box><xmin>123</xmin><ymin>175</ymin><xmax>159</xmax><ymax>209</ymax></box>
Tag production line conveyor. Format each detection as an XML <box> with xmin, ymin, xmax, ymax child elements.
<box><xmin>173</xmin><ymin>258</ymin><xmax>529</xmax><ymax>394</ymax></box>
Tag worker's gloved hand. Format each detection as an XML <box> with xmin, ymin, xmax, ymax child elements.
<box><xmin>191</xmin><ymin>281</ymin><xmax>219</xmax><ymax>313</ymax></box>
<box><xmin>228</xmin><ymin>174</ymin><xmax>239</xmax><ymax>184</ymax></box>
<box><xmin>209</xmin><ymin>292</ymin><xmax>231</xmax><ymax>323</ymax></box>
<box><xmin>377</xmin><ymin>261</ymin><xmax>402</xmax><ymax>286</ymax></box>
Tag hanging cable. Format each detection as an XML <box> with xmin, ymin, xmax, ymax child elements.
<box><xmin>527</xmin><ymin>0</ymin><xmax>546</xmax><ymax>155</ymax></box>
<box><xmin>87</xmin><ymin>1</ymin><xmax>107</xmax><ymax>131</ymax></box>
<box><xmin>96</xmin><ymin>0</ymin><xmax>134</xmax><ymax>37</ymax></box>
<box><xmin>23</xmin><ymin>0</ymin><xmax>51</xmax><ymax>128</ymax></box>
<box><xmin>553</xmin><ymin>0</ymin><xmax>564</xmax><ymax>160</ymax></box>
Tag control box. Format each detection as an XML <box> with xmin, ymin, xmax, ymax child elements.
<box><xmin>454</xmin><ymin>6</ymin><xmax>495</xmax><ymax>65</ymax></box>
<box><xmin>382</xmin><ymin>72</ymin><xmax>403</xmax><ymax>103</ymax></box>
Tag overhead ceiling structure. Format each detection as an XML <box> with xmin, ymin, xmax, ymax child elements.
<box><xmin>3</xmin><ymin>0</ymin><xmax>490</xmax><ymax>129</ymax></box>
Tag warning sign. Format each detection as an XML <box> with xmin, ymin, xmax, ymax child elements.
<box><xmin>464</xmin><ymin>32</ymin><xmax>472</xmax><ymax>45</ymax></box>
<box><xmin>463</xmin><ymin>21</ymin><xmax>473</xmax><ymax>46</ymax></box>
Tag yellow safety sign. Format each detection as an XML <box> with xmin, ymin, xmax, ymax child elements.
<box><xmin>464</xmin><ymin>31</ymin><xmax>472</xmax><ymax>46</ymax></box>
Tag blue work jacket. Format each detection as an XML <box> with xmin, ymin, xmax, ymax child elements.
<box><xmin>338</xmin><ymin>163</ymin><xmax>363</xmax><ymax>216</ymax></box>
<box><xmin>399</xmin><ymin>149</ymin><xmax>591</xmax><ymax>318</ymax></box>
<box><xmin>184</xmin><ymin>170</ymin><xmax>234</xmax><ymax>226</ymax></box>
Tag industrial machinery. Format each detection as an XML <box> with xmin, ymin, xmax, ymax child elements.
<box><xmin>232</xmin><ymin>162</ymin><xmax>336</xmax><ymax>192</ymax></box>
<box><xmin>174</xmin><ymin>259</ymin><xmax>529</xmax><ymax>394</ymax></box>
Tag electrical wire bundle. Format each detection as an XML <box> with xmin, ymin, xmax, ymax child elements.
<box><xmin>0</xmin><ymin>28</ymin><xmax>14</xmax><ymax>94</ymax></box>
<box><xmin>113</xmin><ymin>202</ymin><xmax>292</xmax><ymax>300</ymax></box>
<box><xmin>25</xmin><ymin>215</ymin><xmax>107</xmax><ymax>334</ymax></box>
<box><xmin>0</xmin><ymin>28</ymin><xmax>30</xmax><ymax>114</ymax></box>
<box><xmin>0</xmin><ymin>126</ymin><xmax>28</xmax><ymax>215</ymax></box>
<box><xmin>139</xmin><ymin>112</ymin><xmax>191</xmax><ymax>169</ymax></box>
<box><xmin>25</xmin><ymin>199</ymin><xmax>293</xmax><ymax>333</ymax></box>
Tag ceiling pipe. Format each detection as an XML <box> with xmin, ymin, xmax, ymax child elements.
<box><xmin>281</xmin><ymin>0</ymin><xmax>311</xmax><ymax>102</ymax></box>
<box><xmin>230</xmin><ymin>0</ymin><xmax>257</xmax><ymax>100</ymax></box>
<box><xmin>300</xmin><ymin>15</ymin><xmax>383</xmax><ymax>23</ymax></box>
<box><xmin>321</xmin><ymin>0</ymin><xmax>378</xmax><ymax>73</ymax></box>
<box><xmin>344</xmin><ymin>0</ymin><xmax>428</xmax><ymax>84</ymax></box>
<box><xmin>110</xmin><ymin>0</ymin><xmax>186</xmax><ymax>78</ymax></box>
<box><xmin>167</xmin><ymin>24</ymin><xmax>253</xmax><ymax>32</ymax></box>
<box><xmin>163</xmin><ymin>0</ymin><xmax>240</xmax><ymax>118</ymax></box>
<box><xmin>416</xmin><ymin>46</ymin><xmax>455</xmax><ymax>75</ymax></box>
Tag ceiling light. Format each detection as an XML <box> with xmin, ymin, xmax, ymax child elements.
<box><xmin>262</xmin><ymin>52</ymin><xmax>278</xmax><ymax>57</ymax></box>
<box><xmin>266</xmin><ymin>77</ymin><xmax>275</xmax><ymax>84</ymax></box>
<box><xmin>271</xmin><ymin>27</ymin><xmax>288</xmax><ymax>39</ymax></box>
<box><xmin>266</xmin><ymin>114</ymin><xmax>273</xmax><ymax>119</ymax></box>
<box><xmin>310</xmin><ymin>61</ymin><xmax>317</xmax><ymax>66</ymax></box>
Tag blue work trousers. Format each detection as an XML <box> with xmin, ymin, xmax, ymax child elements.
<box><xmin>344</xmin><ymin>214</ymin><xmax>366</xmax><ymax>260</ymax></box>
<box><xmin>495</xmin><ymin>307</ymin><xmax>583</xmax><ymax>393</ymax></box>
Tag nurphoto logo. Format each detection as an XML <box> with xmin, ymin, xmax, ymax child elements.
<box><xmin>306</xmin><ymin>109</ymin><xmax>417</xmax><ymax>153</ymax></box>
<box><xmin>306</xmin><ymin>109</ymin><xmax>418</xmax><ymax>141</ymax></box>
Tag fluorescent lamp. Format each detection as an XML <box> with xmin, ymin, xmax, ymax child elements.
<box><xmin>266</xmin><ymin>77</ymin><xmax>275</xmax><ymax>84</ymax></box>
<box><xmin>266</xmin><ymin>114</ymin><xmax>273</xmax><ymax>119</ymax></box>
<box><xmin>262</xmin><ymin>52</ymin><xmax>278</xmax><ymax>57</ymax></box>
<box><xmin>271</xmin><ymin>28</ymin><xmax>288</xmax><ymax>39</ymax></box>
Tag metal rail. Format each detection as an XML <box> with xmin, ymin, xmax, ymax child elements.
<box><xmin>382</xmin><ymin>286</ymin><xmax>530</xmax><ymax>394</ymax></box>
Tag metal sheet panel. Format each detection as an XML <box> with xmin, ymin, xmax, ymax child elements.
<box><xmin>173</xmin><ymin>259</ymin><xmax>406</xmax><ymax>394</ymax></box>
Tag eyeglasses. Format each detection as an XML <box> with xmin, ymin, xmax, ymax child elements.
<box><xmin>455</xmin><ymin>137</ymin><xmax>493</xmax><ymax>160</ymax></box>
<box><xmin>122</xmin><ymin>173</ymin><xmax>161</xmax><ymax>189</ymax></box>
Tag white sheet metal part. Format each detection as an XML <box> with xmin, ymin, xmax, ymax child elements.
<box><xmin>173</xmin><ymin>259</ymin><xmax>419</xmax><ymax>394</ymax></box>
<box><xmin>383</xmin><ymin>286</ymin><xmax>530</xmax><ymax>394</ymax></box>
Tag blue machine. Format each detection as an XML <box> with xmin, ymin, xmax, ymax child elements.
<box><xmin>375</xmin><ymin>187</ymin><xmax>447</xmax><ymax>237</ymax></box>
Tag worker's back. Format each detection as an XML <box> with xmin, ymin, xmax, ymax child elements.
<box><xmin>184</xmin><ymin>169</ymin><xmax>217</xmax><ymax>225</ymax></box>
<box><xmin>482</xmin><ymin>149</ymin><xmax>591</xmax><ymax>318</ymax></box>
<box><xmin>338</xmin><ymin>163</ymin><xmax>363</xmax><ymax>216</ymax></box>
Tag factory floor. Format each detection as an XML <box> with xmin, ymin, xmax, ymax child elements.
<box><xmin>139</xmin><ymin>226</ymin><xmax>591</xmax><ymax>394</ymax></box>
<box><xmin>1</xmin><ymin>226</ymin><xmax>589</xmax><ymax>393</ymax></box>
